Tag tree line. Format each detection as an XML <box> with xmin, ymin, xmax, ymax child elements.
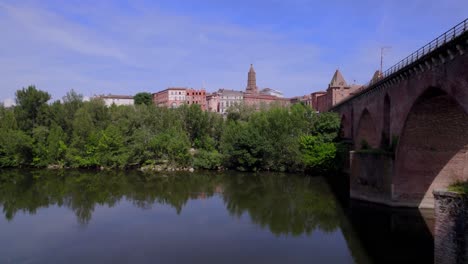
<box><xmin>0</xmin><ymin>86</ymin><xmax>342</xmax><ymax>172</ymax></box>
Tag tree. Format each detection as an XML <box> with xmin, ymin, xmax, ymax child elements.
<box><xmin>299</xmin><ymin>135</ymin><xmax>336</xmax><ymax>172</ymax></box>
<box><xmin>134</xmin><ymin>92</ymin><xmax>153</xmax><ymax>105</ymax></box>
<box><xmin>14</xmin><ymin>85</ymin><xmax>51</xmax><ymax>131</ymax></box>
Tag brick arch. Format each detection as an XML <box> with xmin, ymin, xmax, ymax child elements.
<box><xmin>355</xmin><ymin>108</ymin><xmax>379</xmax><ymax>149</ymax></box>
<box><xmin>340</xmin><ymin>114</ymin><xmax>351</xmax><ymax>139</ymax></box>
<box><xmin>394</xmin><ymin>87</ymin><xmax>468</xmax><ymax>208</ymax></box>
<box><xmin>381</xmin><ymin>94</ymin><xmax>391</xmax><ymax>148</ymax></box>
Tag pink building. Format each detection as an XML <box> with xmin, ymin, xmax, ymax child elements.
<box><xmin>206</xmin><ymin>93</ymin><xmax>220</xmax><ymax>112</ymax></box>
<box><xmin>311</xmin><ymin>91</ymin><xmax>327</xmax><ymax>111</ymax></box>
<box><xmin>152</xmin><ymin>87</ymin><xmax>187</xmax><ymax>108</ymax></box>
<box><xmin>152</xmin><ymin>87</ymin><xmax>206</xmax><ymax>109</ymax></box>
<box><xmin>186</xmin><ymin>89</ymin><xmax>207</xmax><ymax>110</ymax></box>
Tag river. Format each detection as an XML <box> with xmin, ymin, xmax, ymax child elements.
<box><xmin>0</xmin><ymin>170</ymin><xmax>434</xmax><ymax>263</ymax></box>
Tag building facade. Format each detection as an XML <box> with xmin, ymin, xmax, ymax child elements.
<box><xmin>218</xmin><ymin>89</ymin><xmax>243</xmax><ymax>114</ymax></box>
<box><xmin>152</xmin><ymin>87</ymin><xmax>207</xmax><ymax>109</ymax></box>
<box><xmin>290</xmin><ymin>95</ymin><xmax>313</xmax><ymax>108</ymax></box>
<box><xmin>152</xmin><ymin>87</ymin><xmax>187</xmax><ymax>108</ymax></box>
<box><xmin>95</xmin><ymin>95</ymin><xmax>134</xmax><ymax>107</ymax></box>
<box><xmin>186</xmin><ymin>89</ymin><xmax>207</xmax><ymax>110</ymax></box>
<box><xmin>206</xmin><ymin>93</ymin><xmax>220</xmax><ymax>112</ymax></box>
<box><xmin>206</xmin><ymin>89</ymin><xmax>243</xmax><ymax>114</ymax></box>
<box><xmin>260</xmin><ymin>88</ymin><xmax>284</xmax><ymax>98</ymax></box>
<box><xmin>312</xmin><ymin>70</ymin><xmax>362</xmax><ymax>112</ymax></box>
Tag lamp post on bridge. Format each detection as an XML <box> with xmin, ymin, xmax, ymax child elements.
<box><xmin>380</xmin><ymin>46</ymin><xmax>392</xmax><ymax>78</ymax></box>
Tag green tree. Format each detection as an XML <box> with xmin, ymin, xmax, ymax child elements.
<box><xmin>0</xmin><ymin>129</ymin><xmax>33</xmax><ymax>167</ymax></box>
<box><xmin>299</xmin><ymin>135</ymin><xmax>337</xmax><ymax>172</ymax></box>
<box><xmin>134</xmin><ymin>92</ymin><xmax>152</xmax><ymax>105</ymax></box>
<box><xmin>46</xmin><ymin>123</ymin><xmax>67</xmax><ymax>165</ymax></box>
<box><xmin>14</xmin><ymin>85</ymin><xmax>51</xmax><ymax>131</ymax></box>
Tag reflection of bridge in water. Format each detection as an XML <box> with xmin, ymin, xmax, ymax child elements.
<box><xmin>332</xmin><ymin>18</ymin><xmax>468</xmax><ymax>209</ymax></box>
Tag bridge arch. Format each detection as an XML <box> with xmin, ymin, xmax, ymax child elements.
<box><xmin>355</xmin><ymin>108</ymin><xmax>379</xmax><ymax>149</ymax></box>
<box><xmin>381</xmin><ymin>94</ymin><xmax>391</xmax><ymax>148</ymax></box>
<box><xmin>340</xmin><ymin>114</ymin><xmax>351</xmax><ymax>139</ymax></box>
<box><xmin>394</xmin><ymin>87</ymin><xmax>468</xmax><ymax>208</ymax></box>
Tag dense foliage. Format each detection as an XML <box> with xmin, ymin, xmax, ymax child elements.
<box><xmin>134</xmin><ymin>92</ymin><xmax>153</xmax><ymax>105</ymax></box>
<box><xmin>0</xmin><ymin>86</ymin><xmax>341</xmax><ymax>172</ymax></box>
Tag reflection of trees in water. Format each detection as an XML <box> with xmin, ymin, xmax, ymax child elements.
<box><xmin>0</xmin><ymin>170</ymin><xmax>222</xmax><ymax>224</ymax></box>
<box><xmin>221</xmin><ymin>173</ymin><xmax>340</xmax><ymax>236</ymax></box>
<box><xmin>0</xmin><ymin>170</ymin><xmax>340</xmax><ymax>235</ymax></box>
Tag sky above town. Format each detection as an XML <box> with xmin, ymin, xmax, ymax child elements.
<box><xmin>1</xmin><ymin>0</ymin><xmax>467</xmax><ymax>105</ymax></box>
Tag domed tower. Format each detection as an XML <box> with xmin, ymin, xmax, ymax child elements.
<box><xmin>246</xmin><ymin>64</ymin><xmax>258</xmax><ymax>94</ymax></box>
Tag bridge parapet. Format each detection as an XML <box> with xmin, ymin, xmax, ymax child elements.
<box><xmin>332</xmin><ymin>18</ymin><xmax>468</xmax><ymax>111</ymax></box>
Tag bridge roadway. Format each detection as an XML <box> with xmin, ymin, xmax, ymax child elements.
<box><xmin>331</xmin><ymin>19</ymin><xmax>468</xmax><ymax>208</ymax></box>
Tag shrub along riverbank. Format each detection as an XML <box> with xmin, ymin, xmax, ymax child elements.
<box><xmin>0</xmin><ymin>86</ymin><xmax>342</xmax><ymax>173</ymax></box>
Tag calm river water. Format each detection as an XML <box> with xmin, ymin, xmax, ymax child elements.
<box><xmin>0</xmin><ymin>170</ymin><xmax>434</xmax><ymax>264</ymax></box>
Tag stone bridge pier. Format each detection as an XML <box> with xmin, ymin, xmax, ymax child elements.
<box><xmin>332</xmin><ymin>19</ymin><xmax>468</xmax><ymax>208</ymax></box>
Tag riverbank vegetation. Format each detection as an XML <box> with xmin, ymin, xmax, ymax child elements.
<box><xmin>0</xmin><ymin>86</ymin><xmax>341</xmax><ymax>172</ymax></box>
<box><xmin>448</xmin><ymin>181</ymin><xmax>468</xmax><ymax>194</ymax></box>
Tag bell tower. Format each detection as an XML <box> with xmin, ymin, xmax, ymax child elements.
<box><xmin>246</xmin><ymin>64</ymin><xmax>258</xmax><ymax>94</ymax></box>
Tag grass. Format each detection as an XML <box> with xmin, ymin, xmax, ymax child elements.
<box><xmin>448</xmin><ymin>181</ymin><xmax>468</xmax><ymax>194</ymax></box>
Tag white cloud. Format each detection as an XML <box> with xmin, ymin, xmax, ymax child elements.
<box><xmin>0</xmin><ymin>2</ymin><xmax>126</xmax><ymax>61</ymax></box>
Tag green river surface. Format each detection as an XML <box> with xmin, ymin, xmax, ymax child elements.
<box><xmin>0</xmin><ymin>170</ymin><xmax>434</xmax><ymax>263</ymax></box>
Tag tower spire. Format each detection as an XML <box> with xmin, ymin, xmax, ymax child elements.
<box><xmin>246</xmin><ymin>64</ymin><xmax>258</xmax><ymax>93</ymax></box>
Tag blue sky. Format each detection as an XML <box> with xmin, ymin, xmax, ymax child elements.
<box><xmin>1</xmin><ymin>0</ymin><xmax>467</xmax><ymax>105</ymax></box>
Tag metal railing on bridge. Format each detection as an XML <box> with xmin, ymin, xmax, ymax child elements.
<box><xmin>334</xmin><ymin>18</ymin><xmax>468</xmax><ymax>109</ymax></box>
<box><xmin>377</xmin><ymin>18</ymin><xmax>468</xmax><ymax>81</ymax></box>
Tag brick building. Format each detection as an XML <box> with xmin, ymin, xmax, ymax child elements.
<box><xmin>290</xmin><ymin>94</ymin><xmax>314</xmax><ymax>108</ymax></box>
<box><xmin>186</xmin><ymin>88</ymin><xmax>207</xmax><ymax>110</ymax></box>
<box><xmin>312</xmin><ymin>70</ymin><xmax>362</xmax><ymax>112</ymax></box>
<box><xmin>152</xmin><ymin>87</ymin><xmax>206</xmax><ymax>109</ymax></box>
<box><xmin>242</xmin><ymin>64</ymin><xmax>290</xmax><ymax>108</ymax></box>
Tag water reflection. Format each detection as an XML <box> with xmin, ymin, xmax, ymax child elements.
<box><xmin>0</xmin><ymin>169</ymin><xmax>435</xmax><ymax>263</ymax></box>
<box><xmin>222</xmin><ymin>174</ymin><xmax>340</xmax><ymax>235</ymax></box>
<box><xmin>0</xmin><ymin>170</ymin><xmax>342</xmax><ymax>234</ymax></box>
<box><xmin>0</xmin><ymin>170</ymin><xmax>224</xmax><ymax>224</ymax></box>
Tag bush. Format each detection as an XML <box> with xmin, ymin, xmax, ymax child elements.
<box><xmin>193</xmin><ymin>150</ymin><xmax>223</xmax><ymax>170</ymax></box>
<box><xmin>448</xmin><ymin>181</ymin><xmax>468</xmax><ymax>194</ymax></box>
<box><xmin>299</xmin><ymin>135</ymin><xmax>336</xmax><ymax>172</ymax></box>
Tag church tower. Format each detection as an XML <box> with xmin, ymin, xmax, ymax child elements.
<box><xmin>246</xmin><ymin>64</ymin><xmax>258</xmax><ymax>94</ymax></box>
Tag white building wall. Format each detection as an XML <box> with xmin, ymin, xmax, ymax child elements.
<box><xmin>102</xmin><ymin>98</ymin><xmax>134</xmax><ymax>107</ymax></box>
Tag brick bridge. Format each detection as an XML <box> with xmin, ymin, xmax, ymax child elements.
<box><xmin>331</xmin><ymin>19</ymin><xmax>468</xmax><ymax>208</ymax></box>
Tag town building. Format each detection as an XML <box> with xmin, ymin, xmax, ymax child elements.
<box><xmin>290</xmin><ymin>94</ymin><xmax>313</xmax><ymax>108</ymax></box>
<box><xmin>259</xmin><ymin>88</ymin><xmax>284</xmax><ymax>98</ymax></box>
<box><xmin>313</xmin><ymin>70</ymin><xmax>362</xmax><ymax>112</ymax></box>
<box><xmin>206</xmin><ymin>89</ymin><xmax>243</xmax><ymax>114</ymax></box>
<box><xmin>186</xmin><ymin>88</ymin><xmax>207</xmax><ymax>110</ymax></box>
<box><xmin>311</xmin><ymin>91</ymin><xmax>327</xmax><ymax>111</ymax></box>
<box><xmin>152</xmin><ymin>87</ymin><xmax>187</xmax><ymax>108</ymax></box>
<box><xmin>152</xmin><ymin>87</ymin><xmax>207</xmax><ymax>109</ymax></box>
<box><xmin>245</xmin><ymin>64</ymin><xmax>258</xmax><ymax>94</ymax></box>
<box><xmin>94</xmin><ymin>94</ymin><xmax>134</xmax><ymax>106</ymax></box>
<box><xmin>218</xmin><ymin>89</ymin><xmax>244</xmax><ymax>114</ymax></box>
<box><xmin>242</xmin><ymin>64</ymin><xmax>290</xmax><ymax>108</ymax></box>
<box><xmin>206</xmin><ymin>93</ymin><xmax>220</xmax><ymax>112</ymax></box>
